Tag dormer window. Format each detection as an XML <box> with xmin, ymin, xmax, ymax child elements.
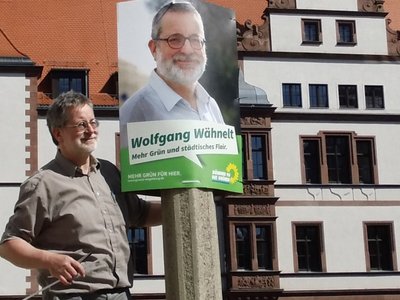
<box><xmin>51</xmin><ymin>69</ymin><xmax>88</xmax><ymax>98</ymax></box>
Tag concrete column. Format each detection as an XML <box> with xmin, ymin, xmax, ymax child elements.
<box><xmin>161</xmin><ymin>188</ymin><xmax>222</xmax><ymax>300</ymax></box>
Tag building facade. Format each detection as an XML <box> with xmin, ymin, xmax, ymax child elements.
<box><xmin>1</xmin><ymin>0</ymin><xmax>400</xmax><ymax>299</ymax></box>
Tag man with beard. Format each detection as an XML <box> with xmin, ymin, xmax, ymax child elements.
<box><xmin>0</xmin><ymin>91</ymin><xmax>161</xmax><ymax>299</ymax></box>
<box><xmin>119</xmin><ymin>1</ymin><xmax>224</xmax><ymax>124</ymax></box>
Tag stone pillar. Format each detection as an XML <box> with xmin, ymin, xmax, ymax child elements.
<box><xmin>161</xmin><ymin>188</ymin><xmax>222</xmax><ymax>300</ymax></box>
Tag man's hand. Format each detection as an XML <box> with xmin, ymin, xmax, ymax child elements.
<box><xmin>45</xmin><ymin>252</ymin><xmax>85</xmax><ymax>285</ymax></box>
<box><xmin>0</xmin><ymin>238</ymin><xmax>85</xmax><ymax>285</ymax></box>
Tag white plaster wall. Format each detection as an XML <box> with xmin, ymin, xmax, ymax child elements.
<box><xmin>280</xmin><ymin>275</ymin><xmax>400</xmax><ymax>291</ymax></box>
<box><xmin>270</xmin><ymin>122</ymin><xmax>400</xmax><ymax>185</ymax></box>
<box><xmin>276</xmin><ymin>205</ymin><xmax>400</xmax><ymax>290</ymax></box>
<box><xmin>0</xmin><ymin>74</ymin><xmax>29</xmax><ymax>182</ymax></box>
<box><xmin>243</xmin><ymin>59</ymin><xmax>400</xmax><ymax>112</ymax></box>
<box><xmin>275</xmin><ymin>186</ymin><xmax>400</xmax><ymax>201</ymax></box>
<box><xmin>130</xmin><ymin>278</ymin><xmax>165</xmax><ymax>294</ymax></box>
<box><xmin>269</xmin><ymin>14</ymin><xmax>388</xmax><ymax>55</ymax></box>
<box><xmin>296</xmin><ymin>0</ymin><xmax>358</xmax><ymax>11</ymax></box>
<box><xmin>0</xmin><ymin>187</ymin><xmax>30</xmax><ymax>294</ymax></box>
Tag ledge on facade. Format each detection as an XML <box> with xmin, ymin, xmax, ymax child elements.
<box><xmin>227</xmin><ymin>288</ymin><xmax>283</xmax><ymax>300</ymax></box>
<box><xmin>264</xmin><ymin>7</ymin><xmax>387</xmax><ymax>17</ymax></box>
<box><xmin>0</xmin><ymin>56</ymin><xmax>34</xmax><ymax>66</ymax></box>
<box><xmin>239</xmin><ymin>50</ymin><xmax>400</xmax><ymax>61</ymax></box>
<box><xmin>281</xmin><ymin>288</ymin><xmax>400</xmax><ymax>297</ymax></box>
<box><xmin>272</xmin><ymin>111</ymin><xmax>400</xmax><ymax>123</ymax></box>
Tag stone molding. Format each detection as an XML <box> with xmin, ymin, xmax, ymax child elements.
<box><xmin>240</xmin><ymin>116</ymin><xmax>269</xmax><ymax>127</ymax></box>
<box><xmin>243</xmin><ymin>183</ymin><xmax>271</xmax><ymax>196</ymax></box>
<box><xmin>358</xmin><ymin>0</ymin><xmax>385</xmax><ymax>12</ymax></box>
<box><xmin>387</xmin><ymin>19</ymin><xmax>400</xmax><ymax>56</ymax></box>
<box><xmin>234</xmin><ymin>204</ymin><xmax>273</xmax><ymax>216</ymax></box>
<box><xmin>237</xmin><ymin>18</ymin><xmax>270</xmax><ymax>52</ymax></box>
<box><xmin>234</xmin><ymin>275</ymin><xmax>277</xmax><ymax>289</ymax></box>
<box><xmin>268</xmin><ymin>0</ymin><xmax>296</xmax><ymax>9</ymax></box>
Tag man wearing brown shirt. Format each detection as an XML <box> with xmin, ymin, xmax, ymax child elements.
<box><xmin>0</xmin><ymin>91</ymin><xmax>161</xmax><ymax>300</ymax></box>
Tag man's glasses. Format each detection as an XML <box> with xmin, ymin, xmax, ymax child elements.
<box><xmin>155</xmin><ymin>33</ymin><xmax>205</xmax><ymax>50</ymax></box>
<box><xmin>64</xmin><ymin>119</ymin><xmax>99</xmax><ymax>132</ymax></box>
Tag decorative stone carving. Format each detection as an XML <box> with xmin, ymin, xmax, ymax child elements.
<box><xmin>240</xmin><ymin>117</ymin><xmax>268</xmax><ymax>127</ymax></box>
<box><xmin>244</xmin><ymin>183</ymin><xmax>270</xmax><ymax>195</ymax></box>
<box><xmin>358</xmin><ymin>0</ymin><xmax>385</xmax><ymax>12</ymax></box>
<box><xmin>268</xmin><ymin>0</ymin><xmax>296</xmax><ymax>9</ymax></box>
<box><xmin>234</xmin><ymin>204</ymin><xmax>272</xmax><ymax>216</ymax></box>
<box><xmin>237</xmin><ymin>275</ymin><xmax>276</xmax><ymax>289</ymax></box>
<box><xmin>237</xmin><ymin>18</ymin><xmax>270</xmax><ymax>52</ymax></box>
<box><xmin>386</xmin><ymin>19</ymin><xmax>400</xmax><ymax>56</ymax></box>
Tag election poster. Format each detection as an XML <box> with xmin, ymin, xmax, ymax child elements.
<box><xmin>117</xmin><ymin>0</ymin><xmax>242</xmax><ymax>194</ymax></box>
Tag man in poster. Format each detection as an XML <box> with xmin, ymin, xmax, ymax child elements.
<box><xmin>120</xmin><ymin>1</ymin><xmax>224</xmax><ymax>124</ymax></box>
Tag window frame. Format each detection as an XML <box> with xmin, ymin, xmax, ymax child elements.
<box><xmin>309</xmin><ymin>84</ymin><xmax>329</xmax><ymax>108</ymax></box>
<box><xmin>365</xmin><ymin>85</ymin><xmax>385</xmax><ymax>109</ymax></box>
<box><xmin>231</xmin><ymin>221</ymin><xmax>275</xmax><ymax>271</ymax></box>
<box><xmin>127</xmin><ymin>227</ymin><xmax>153</xmax><ymax>275</ymax></box>
<box><xmin>282</xmin><ymin>83</ymin><xmax>302</xmax><ymax>108</ymax></box>
<box><xmin>364</xmin><ymin>222</ymin><xmax>397</xmax><ymax>271</ymax></box>
<box><xmin>292</xmin><ymin>222</ymin><xmax>326</xmax><ymax>272</ymax></box>
<box><xmin>300</xmin><ymin>132</ymin><xmax>378</xmax><ymax>184</ymax></box>
<box><xmin>51</xmin><ymin>69</ymin><xmax>88</xmax><ymax>99</ymax></box>
<box><xmin>339</xmin><ymin>85</ymin><xmax>358</xmax><ymax>109</ymax></box>
<box><xmin>336</xmin><ymin>20</ymin><xmax>357</xmax><ymax>45</ymax></box>
<box><xmin>301</xmin><ymin>19</ymin><xmax>322</xmax><ymax>44</ymax></box>
<box><xmin>242</xmin><ymin>131</ymin><xmax>271</xmax><ymax>181</ymax></box>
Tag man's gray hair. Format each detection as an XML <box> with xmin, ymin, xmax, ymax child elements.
<box><xmin>46</xmin><ymin>90</ymin><xmax>93</xmax><ymax>145</ymax></box>
<box><xmin>151</xmin><ymin>1</ymin><xmax>202</xmax><ymax>39</ymax></box>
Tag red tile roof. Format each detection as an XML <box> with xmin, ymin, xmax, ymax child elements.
<box><xmin>207</xmin><ymin>0</ymin><xmax>267</xmax><ymax>25</ymax></box>
<box><xmin>0</xmin><ymin>0</ymin><xmax>398</xmax><ymax>106</ymax></box>
<box><xmin>385</xmin><ymin>0</ymin><xmax>400</xmax><ymax>30</ymax></box>
<box><xmin>0</xmin><ymin>0</ymin><xmax>123</xmax><ymax>106</ymax></box>
<box><xmin>0</xmin><ymin>29</ymin><xmax>28</xmax><ymax>58</ymax></box>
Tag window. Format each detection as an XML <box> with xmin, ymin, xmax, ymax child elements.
<box><xmin>241</xmin><ymin>134</ymin><xmax>248</xmax><ymax>180</ymax></box>
<box><xmin>128</xmin><ymin>227</ymin><xmax>150</xmax><ymax>274</ymax></box>
<box><xmin>303</xmin><ymin>139</ymin><xmax>321</xmax><ymax>183</ymax></box>
<box><xmin>336</xmin><ymin>20</ymin><xmax>356</xmax><ymax>44</ymax></box>
<box><xmin>365</xmin><ymin>224</ymin><xmax>395</xmax><ymax>271</ymax></box>
<box><xmin>302</xmin><ymin>19</ymin><xmax>322</xmax><ymax>43</ymax></box>
<box><xmin>356</xmin><ymin>139</ymin><xmax>375</xmax><ymax>184</ymax></box>
<box><xmin>242</xmin><ymin>132</ymin><xmax>269</xmax><ymax>180</ymax></box>
<box><xmin>365</xmin><ymin>85</ymin><xmax>384</xmax><ymax>109</ymax></box>
<box><xmin>339</xmin><ymin>85</ymin><xmax>358</xmax><ymax>108</ymax></box>
<box><xmin>233</xmin><ymin>223</ymin><xmax>273</xmax><ymax>271</ymax></box>
<box><xmin>301</xmin><ymin>132</ymin><xmax>377</xmax><ymax>184</ymax></box>
<box><xmin>294</xmin><ymin>223</ymin><xmax>324</xmax><ymax>272</ymax></box>
<box><xmin>309</xmin><ymin>84</ymin><xmax>328</xmax><ymax>108</ymax></box>
<box><xmin>256</xmin><ymin>226</ymin><xmax>273</xmax><ymax>269</ymax></box>
<box><xmin>326</xmin><ymin>136</ymin><xmax>351</xmax><ymax>183</ymax></box>
<box><xmin>51</xmin><ymin>70</ymin><xmax>88</xmax><ymax>98</ymax></box>
<box><xmin>283</xmin><ymin>83</ymin><xmax>302</xmax><ymax>107</ymax></box>
<box><xmin>235</xmin><ymin>226</ymin><xmax>251</xmax><ymax>269</ymax></box>
<box><xmin>252</xmin><ymin>135</ymin><xmax>267</xmax><ymax>179</ymax></box>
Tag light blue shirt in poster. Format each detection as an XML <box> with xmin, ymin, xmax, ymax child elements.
<box><xmin>120</xmin><ymin>70</ymin><xmax>225</xmax><ymax>125</ymax></box>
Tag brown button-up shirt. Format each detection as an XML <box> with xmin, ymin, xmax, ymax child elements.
<box><xmin>1</xmin><ymin>151</ymin><xmax>150</xmax><ymax>293</ymax></box>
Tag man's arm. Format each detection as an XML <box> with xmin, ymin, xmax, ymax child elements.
<box><xmin>0</xmin><ymin>238</ymin><xmax>85</xmax><ymax>285</ymax></box>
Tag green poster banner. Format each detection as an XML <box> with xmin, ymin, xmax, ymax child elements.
<box><xmin>121</xmin><ymin>120</ymin><xmax>242</xmax><ymax>193</ymax></box>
